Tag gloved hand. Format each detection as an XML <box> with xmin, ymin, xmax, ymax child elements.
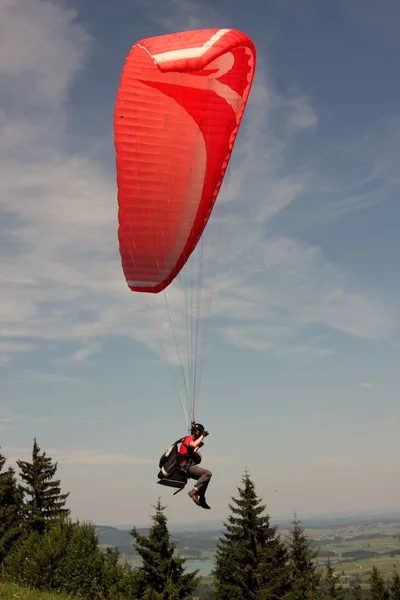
<box><xmin>203</xmin><ymin>431</ymin><xmax>209</xmax><ymax>437</ymax></box>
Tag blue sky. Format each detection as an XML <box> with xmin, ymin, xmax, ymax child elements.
<box><xmin>1</xmin><ymin>0</ymin><xmax>399</xmax><ymax>527</ymax></box>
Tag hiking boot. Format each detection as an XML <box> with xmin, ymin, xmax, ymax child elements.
<box><xmin>188</xmin><ymin>489</ymin><xmax>201</xmax><ymax>506</ymax></box>
<box><xmin>199</xmin><ymin>496</ymin><xmax>211</xmax><ymax>510</ymax></box>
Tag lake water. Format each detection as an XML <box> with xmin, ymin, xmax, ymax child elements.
<box><xmin>185</xmin><ymin>559</ymin><xmax>214</xmax><ymax>577</ymax></box>
<box><xmin>122</xmin><ymin>556</ymin><xmax>215</xmax><ymax>577</ymax></box>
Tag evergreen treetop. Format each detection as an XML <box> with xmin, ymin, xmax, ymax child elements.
<box><xmin>284</xmin><ymin>511</ymin><xmax>322</xmax><ymax>600</ymax></box>
<box><xmin>351</xmin><ymin>583</ymin><xmax>366</xmax><ymax>599</ymax></box>
<box><xmin>390</xmin><ymin>571</ymin><xmax>400</xmax><ymax>600</ymax></box>
<box><xmin>17</xmin><ymin>438</ymin><xmax>70</xmax><ymax>535</ymax></box>
<box><xmin>0</xmin><ymin>448</ymin><xmax>25</xmax><ymax>562</ymax></box>
<box><xmin>131</xmin><ymin>498</ymin><xmax>200</xmax><ymax>599</ymax></box>
<box><xmin>369</xmin><ymin>565</ymin><xmax>389</xmax><ymax>600</ymax></box>
<box><xmin>213</xmin><ymin>470</ymin><xmax>290</xmax><ymax>600</ymax></box>
<box><xmin>322</xmin><ymin>559</ymin><xmax>345</xmax><ymax>599</ymax></box>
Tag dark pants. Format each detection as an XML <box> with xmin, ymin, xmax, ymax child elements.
<box><xmin>187</xmin><ymin>465</ymin><xmax>212</xmax><ymax>495</ymax></box>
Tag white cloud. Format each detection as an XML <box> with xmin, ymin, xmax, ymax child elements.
<box><xmin>0</xmin><ymin>341</ymin><xmax>36</xmax><ymax>364</ymax></box>
<box><xmin>287</xmin><ymin>94</ymin><xmax>319</xmax><ymax>130</ymax></box>
<box><xmin>212</xmin><ymin>230</ymin><xmax>396</xmax><ymax>356</ymax></box>
<box><xmin>0</xmin><ymin>0</ymin><xmax>398</xmax><ymax>374</ymax></box>
<box><xmin>69</xmin><ymin>342</ymin><xmax>102</xmax><ymax>363</ymax></box>
<box><xmin>143</xmin><ymin>0</ymin><xmax>223</xmax><ymax>32</ymax></box>
<box><xmin>13</xmin><ymin>370</ymin><xmax>87</xmax><ymax>385</ymax></box>
<box><xmin>360</xmin><ymin>382</ymin><xmax>372</xmax><ymax>388</ymax></box>
<box><xmin>0</xmin><ymin>0</ymin><xmax>90</xmax><ymax>98</ymax></box>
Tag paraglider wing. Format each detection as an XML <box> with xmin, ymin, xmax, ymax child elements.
<box><xmin>114</xmin><ymin>28</ymin><xmax>256</xmax><ymax>293</ymax></box>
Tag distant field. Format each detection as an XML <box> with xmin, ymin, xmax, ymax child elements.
<box><xmin>200</xmin><ymin>549</ymin><xmax>216</xmax><ymax>559</ymax></box>
<box><xmin>311</xmin><ymin>522</ymin><xmax>400</xmax><ymax>557</ymax></box>
<box><xmin>338</xmin><ymin>553</ymin><xmax>400</xmax><ymax>579</ymax></box>
<box><xmin>102</xmin><ymin>518</ymin><xmax>400</xmax><ymax>586</ymax></box>
<box><xmin>0</xmin><ymin>581</ymin><xmax>69</xmax><ymax>600</ymax></box>
<box><xmin>306</xmin><ymin>521</ymin><xmax>400</xmax><ymax>585</ymax></box>
<box><xmin>318</xmin><ymin>536</ymin><xmax>400</xmax><ymax>555</ymax></box>
<box><xmin>195</xmin><ymin>520</ymin><xmax>400</xmax><ymax>583</ymax></box>
<box><xmin>306</xmin><ymin>522</ymin><xmax>400</xmax><ymax>540</ymax></box>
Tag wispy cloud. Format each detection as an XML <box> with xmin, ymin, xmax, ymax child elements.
<box><xmin>0</xmin><ymin>341</ymin><xmax>37</xmax><ymax>365</ymax></box>
<box><xmin>0</xmin><ymin>410</ymin><xmax>21</xmax><ymax>431</ymax></box>
<box><xmin>142</xmin><ymin>0</ymin><xmax>223</xmax><ymax>32</ymax></box>
<box><xmin>360</xmin><ymin>382</ymin><xmax>372</xmax><ymax>389</ymax></box>
<box><xmin>0</xmin><ymin>0</ymin><xmax>398</xmax><ymax>373</ymax></box>
<box><xmin>4</xmin><ymin>447</ymin><xmax>156</xmax><ymax>466</ymax></box>
<box><xmin>212</xmin><ymin>229</ymin><xmax>396</xmax><ymax>356</ymax></box>
<box><xmin>68</xmin><ymin>342</ymin><xmax>102</xmax><ymax>363</ymax></box>
<box><xmin>12</xmin><ymin>370</ymin><xmax>88</xmax><ymax>385</ymax></box>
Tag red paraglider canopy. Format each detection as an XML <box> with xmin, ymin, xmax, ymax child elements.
<box><xmin>114</xmin><ymin>28</ymin><xmax>256</xmax><ymax>294</ymax></box>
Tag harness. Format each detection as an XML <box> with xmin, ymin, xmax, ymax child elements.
<box><xmin>157</xmin><ymin>436</ymin><xmax>202</xmax><ymax>495</ymax></box>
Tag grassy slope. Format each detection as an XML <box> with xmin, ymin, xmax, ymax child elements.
<box><xmin>0</xmin><ymin>581</ymin><xmax>71</xmax><ymax>600</ymax></box>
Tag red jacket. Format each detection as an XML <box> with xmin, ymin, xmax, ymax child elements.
<box><xmin>179</xmin><ymin>435</ymin><xmax>194</xmax><ymax>467</ymax></box>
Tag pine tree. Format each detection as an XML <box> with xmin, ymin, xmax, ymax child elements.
<box><xmin>131</xmin><ymin>498</ymin><xmax>200</xmax><ymax>599</ymax></box>
<box><xmin>369</xmin><ymin>565</ymin><xmax>389</xmax><ymax>600</ymax></box>
<box><xmin>285</xmin><ymin>511</ymin><xmax>322</xmax><ymax>599</ymax></box>
<box><xmin>17</xmin><ymin>438</ymin><xmax>70</xmax><ymax>535</ymax></box>
<box><xmin>390</xmin><ymin>572</ymin><xmax>400</xmax><ymax>600</ymax></box>
<box><xmin>0</xmin><ymin>449</ymin><xmax>25</xmax><ymax>561</ymax></box>
<box><xmin>351</xmin><ymin>584</ymin><xmax>365</xmax><ymax>599</ymax></box>
<box><xmin>322</xmin><ymin>559</ymin><xmax>345</xmax><ymax>599</ymax></box>
<box><xmin>212</xmin><ymin>470</ymin><xmax>290</xmax><ymax>600</ymax></box>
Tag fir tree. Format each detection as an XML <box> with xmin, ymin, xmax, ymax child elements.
<box><xmin>369</xmin><ymin>565</ymin><xmax>389</xmax><ymax>600</ymax></box>
<box><xmin>0</xmin><ymin>449</ymin><xmax>25</xmax><ymax>561</ymax></box>
<box><xmin>17</xmin><ymin>438</ymin><xmax>70</xmax><ymax>535</ymax></box>
<box><xmin>131</xmin><ymin>498</ymin><xmax>200</xmax><ymax>599</ymax></box>
<box><xmin>285</xmin><ymin>511</ymin><xmax>322</xmax><ymax>600</ymax></box>
<box><xmin>212</xmin><ymin>470</ymin><xmax>290</xmax><ymax>600</ymax></box>
<box><xmin>390</xmin><ymin>571</ymin><xmax>400</xmax><ymax>600</ymax></box>
<box><xmin>351</xmin><ymin>584</ymin><xmax>365</xmax><ymax>599</ymax></box>
<box><xmin>322</xmin><ymin>559</ymin><xmax>345</xmax><ymax>599</ymax></box>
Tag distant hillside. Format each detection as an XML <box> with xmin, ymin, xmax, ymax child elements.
<box><xmin>293</xmin><ymin>513</ymin><xmax>400</xmax><ymax>530</ymax></box>
<box><xmin>96</xmin><ymin>526</ymin><xmax>144</xmax><ymax>555</ymax></box>
<box><xmin>95</xmin><ymin>525</ymin><xmax>221</xmax><ymax>556</ymax></box>
<box><xmin>96</xmin><ymin>511</ymin><xmax>400</xmax><ymax>556</ymax></box>
<box><xmin>111</xmin><ymin>511</ymin><xmax>400</xmax><ymax>533</ymax></box>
